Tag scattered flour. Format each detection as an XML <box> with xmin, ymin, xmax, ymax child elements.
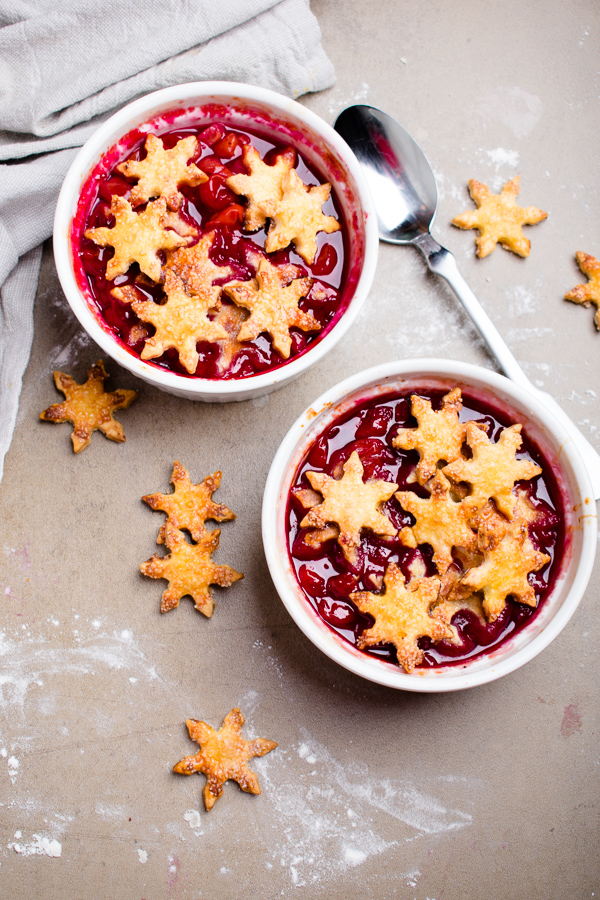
<box><xmin>7</xmin><ymin>755</ymin><xmax>19</xmax><ymax>783</ymax></box>
<box><xmin>0</xmin><ymin>627</ymin><xmax>161</xmax><ymax>716</ymax></box>
<box><xmin>8</xmin><ymin>834</ymin><xmax>62</xmax><ymax>857</ymax></box>
<box><xmin>184</xmin><ymin>809</ymin><xmax>202</xmax><ymax>831</ymax></box>
<box><xmin>255</xmin><ymin>733</ymin><xmax>473</xmax><ymax>888</ymax></box>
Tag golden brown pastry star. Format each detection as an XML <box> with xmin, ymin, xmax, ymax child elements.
<box><xmin>173</xmin><ymin>708</ymin><xmax>277</xmax><ymax>811</ymax></box>
<box><xmin>565</xmin><ymin>251</ymin><xmax>600</xmax><ymax>330</ymax></box>
<box><xmin>350</xmin><ymin>563</ymin><xmax>453</xmax><ymax>673</ymax></box>
<box><xmin>85</xmin><ymin>195</ymin><xmax>187</xmax><ymax>281</ymax></box>
<box><xmin>117</xmin><ymin>134</ymin><xmax>207</xmax><ymax>210</ymax></box>
<box><xmin>40</xmin><ymin>360</ymin><xmax>136</xmax><ymax>453</ymax></box>
<box><xmin>224</xmin><ymin>257</ymin><xmax>317</xmax><ymax>359</ymax></box>
<box><xmin>301</xmin><ymin>450</ymin><xmax>397</xmax><ymax>564</ymax></box>
<box><xmin>140</xmin><ymin>524</ymin><xmax>243</xmax><ymax>616</ymax></box>
<box><xmin>451</xmin><ymin>176</ymin><xmax>547</xmax><ymax>258</ymax></box>
<box><xmin>143</xmin><ymin>461</ymin><xmax>236</xmax><ymax>544</ymax></box>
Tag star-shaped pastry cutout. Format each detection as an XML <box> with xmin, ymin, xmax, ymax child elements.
<box><xmin>451</xmin><ymin>521</ymin><xmax>550</xmax><ymax>622</ymax></box>
<box><xmin>350</xmin><ymin>563</ymin><xmax>453</xmax><ymax>673</ymax></box>
<box><xmin>443</xmin><ymin>422</ymin><xmax>541</xmax><ymax>518</ymax></box>
<box><xmin>392</xmin><ymin>388</ymin><xmax>466</xmax><ymax>485</ymax></box>
<box><xmin>140</xmin><ymin>524</ymin><xmax>243</xmax><ymax>616</ymax></box>
<box><xmin>85</xmin><ymin>196</ymin><xmax>187</xmax><ymax>281</ymax></box>
<box><xmin>451</xmin><ymin>176</ymin><xmax>547</xmax><ymax>258</ymax></box>
<box><xmin>300</xmin><ymin>450</ymin><xmax>397</xmax><ymax>564</ymax></box>
<box><xmin>166</xmin><ymin>231</ymin><xmax>233</xmax><ymax>308</ymax></box>
<box><xmin>40</xmin><ymin>359</ymin><xmax>136</xmax><ymax>453</ymax></box>
<box><xmin>226</xmin><ymin>143</ymin><xmax>295</xmax><ymax>231</ymax></box>
<box><xmin>143</xmin><ymin>461</ymin><xmax>235</xmax><ymax>544</ymax></box>
<box><xmin>223</xmin><ymin>257</ymin><xmax>317</xmax><ymax>359</ymax></box>
<box><xmin>565</xmin><ymin>251</ymin><xmax>600</xmax><ymax>330</ymax></box>
<box><xmin>211</xmin><ymin>303</ymin><xmax>249</xmax><ymax>373</ymax></box>
<box><xmin>115</xmin><ymin>269</ymin><xmax>228</xmax><ymax>374</ymax></box>
<box><xmin>173</xmin><ymin>707</ymin><xmax>277</xmax><ymax>811</ymax></box>
<box><xmin>395</xmin><ymin>471</ymin><xmax>478</xmax><ymax>574</ymax></box>
<box><xmin>261</xmin><ymin>169</ymin><xmax>340</xmax><ymax>264</ymax></box>
<box><xmin>117</xmin><ymin>134</ymin><xmax>207</xmax><ymax>210</ymax></box>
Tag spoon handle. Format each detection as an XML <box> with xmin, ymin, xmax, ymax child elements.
<box><xmin>414</xmin><ymin>232</ymin><xmax>600</xmax><ymax>499</ymax></box>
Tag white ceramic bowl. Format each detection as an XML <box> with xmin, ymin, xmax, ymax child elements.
<box><xmin>262</xmin><ymin>359</ymin><xmax>597</xmax><ymax>692</ymax></box>
<box><xmin>53</xmin><ymin>82</ymin><xmax>378</xmax><ymax>402</ymax></box>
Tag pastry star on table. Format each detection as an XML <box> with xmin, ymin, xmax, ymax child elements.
<box><xmin>122</xmin><ymin>269</ymin><xmax>229</xmax><ymax>374</ymax></box>
<box><xmin>395</xmin><ymin>471</ymin><xmax>477</xmax><ymax>575</ymax></box>
<box><xmin>451</xmin><ymin>176</ymin><xmax>547</xmax><ymax>258</ymax></box>
<box><xmin>117</xmin><ymin>134</ymin><xmax>207</xmax><ymax>210</ymax></box>
<box><xmin>143</xmin><ymin>461</ymin><xmax>236</xmax><ymax>544</ymax></box>
<box><xmin>350</xmin><ymin>563</ymin><xmax>454</xmax><ymax>673</ymax></box>
<box><xmin>40</xmin><ymin>359</ymin><xmax>137</xmax><ymax>453</ymax></box>
<box><xmin>443</xmin><ymin>422</ymin><xmax>541</xmax><ymax>518</ymax></box>
<box><xmin>226</xmin><ymin>143</ymin><xmax>295</xmax><ymax>231</ymax></box>
<box><xmin>261</xmin><ymin>168</ymin><xmax>340</xmax><ymax>264</ymax></box>
<box><xmin>392</xmin><ymin>387</ymin><xmax>466</xmax><ymax>485</ymax></box>
<box><xmin>224</xmin><ymin>257</ymin><xmax>317</xmax><ymax>359</ymax></box>
<box><xmin>85</xmin><ymin>195</ymin><xmax>188</xmax><ymax>281</ymax></box>
<box><xmin>301</xmin><ymin>450</ymin><xmax>398</xmax><ymax>564</ymax></box>
<box><xmin>140</xmin><ymin>523</ymin><xmax>243</xmax><ymax>616</ymax></box>
<box><xmin>565</xmin><ymin>251</ymin><xmax>600</xmax><ymax>330</ymax></box>
<box><xmin>173</xmin><ymin>707</ymin><xmax>277</xmax><ymax>811</ymax></box>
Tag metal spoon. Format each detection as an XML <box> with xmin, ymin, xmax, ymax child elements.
<box><xmin>334</xmin><ymin>104</ymin><xmax>600</xmax><ymax>499</ymax></box>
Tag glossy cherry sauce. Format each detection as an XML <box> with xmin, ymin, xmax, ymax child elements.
<box><xmin>75</xmin><ymin>122</ymin><xmax>348</xmax><ymax>379</ymax></box>
<box><xmin>286</xmin><ymin>389</ymin><xmax>564</xmax><ymax>670</ymax></box>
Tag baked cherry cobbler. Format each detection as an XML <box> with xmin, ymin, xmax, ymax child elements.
<box><xmin>286</xmin><ymin>387</ymin><xmax>564</xmax><ymax>673</ymax></box>
<box><xmin>72</xmin><ymin>107</ymin><xmax>350</xmax><ymax>379</ymax></box>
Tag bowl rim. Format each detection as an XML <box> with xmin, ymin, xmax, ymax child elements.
<box><xmin>53</xmin><ymin>80</ymin><xmax>379</xmax><ymax>398</ymax></box>
<box><xmin>262</xmin><ymin>358</ymin><xmax>598</xmax><ymax>692</ymax></box>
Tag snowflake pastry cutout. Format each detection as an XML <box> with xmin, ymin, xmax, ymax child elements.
<box><xmin>140</xmin><ymin>524</ymin><xmax>243</xmax><ymax>616</ymax></box>
<box><xmin>114</xmin><ymin>270</ymin><xmax>228</xmax><ymax>374</ymax></box>
<box><xmin>443</xmin><ymin>422</ymin><xmax>541</xmax><ymax>518</ymax></box>
<box><xmin>117</xmin><ymin>134</ymin><xmax>207</xmax><ymax>210</ymax></box>
<box><xmin>223</xmin><ymin>257</ymin><xmax>317</xmax><ymax>359</ymax></box>
<box><xmin>395</xmin><ymin>471</ymin><xmax>477</xmax><ymax>574</ymax></box>
<box><xmin>173</xmin><ymin>708</ymin><xmax>277</xmax><ymax>811</ymax></box>
<box><xmin>165</xmin><ymin>230</ymin><xmax>233</xmax><ymax>308</ymax></box>
<box><xmin>226</xmin><ymin>143</ymin><xmax>295</xmax><ymax>231</ymax></box>
<box><xmin>40</xmin><ymin>360</ymin><xmax>136</xmax><ymax>452</ymax></box>
<box><xmin>84</xmin><ymin>196</ymin><xmax>187</xmax><ymax>281</ymax></box>
<box><xmin>451</xmin><ymin>176</ymin><xmax>547</xmax><ymax>257</ymax></box>
<box><xmin>261</xmin><ymin>168</ymin><xmax>340</xmax><ymax>264</ymax></box>
<box><xmin>451</xmin><ymin>521</ymin><xmax>550</xmax><ymax>622</ymax></box>
<box><xmin>300</xmin><ymin>450</ymin><xmax>397</xmax><ymax>564</ymax></box>
<box><xmin>350</xmin><ymin>563</ymin><xmax>453</xmax><ymax>673</ymax></box>
<box><xmin>565</xmin><ymin>251</ymin><xmax>600</xmax><ymax>330</ymax></box>
<box><xmin>392</xmin><ymin>387</ymin><xmax>466</xmax><ymax>485</ymax></box>
<box><xmin>143</xmin><ymin>461</ymin><xmax>235</xmax><ymax>544</ymax></box>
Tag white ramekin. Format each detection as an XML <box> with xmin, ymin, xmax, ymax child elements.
<box><xmin>53</xmin><ymin>82</ymin><xmax>378</xmax><ymax>402</ymax></box>
<box><xmin>262</xmin><ymin>359</ymin><xmax>597</xmax><ymax>692</ymax></box>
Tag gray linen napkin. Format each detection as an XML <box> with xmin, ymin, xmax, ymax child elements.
<box><xmin>0</xmin><ymin>0</ymin><xmax>335</xmax><ymax>478</ymax></box>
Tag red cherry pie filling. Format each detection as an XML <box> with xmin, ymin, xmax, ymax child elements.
<box><xmin>286</xmin><ymin>387</ymin><xmax>564</xmax><ymax>673</ymax></box>
<box><xmin>71</xmin><ymin>105</ymin><xmax>353</xmax><ymax>380</ymax></box>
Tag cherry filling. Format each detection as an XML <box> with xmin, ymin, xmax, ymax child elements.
<box><xmin>74</xmin><ymin>120</ymin><xmax>349</xmax><ymax>380</ymax></box>
<box><xmin>286</xmin><ymin>389</ymin><xmax>564</xmax><ymax>670</ymax></box>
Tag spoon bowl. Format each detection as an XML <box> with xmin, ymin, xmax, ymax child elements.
<box><xmin>334</xmin><ymin>105</ymin><xmax>437</xmax><ymax>243</ymax></box>
<box><xmin>335</xmin><ymin>104</ymin><xmax>600</xmax><ymax>499</ymax></box>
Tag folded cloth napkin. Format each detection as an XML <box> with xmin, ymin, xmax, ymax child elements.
<box><xmin>0</xmin><ymin>0</ymin><xmax>335</xmax><ymax>478</ymax></box>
